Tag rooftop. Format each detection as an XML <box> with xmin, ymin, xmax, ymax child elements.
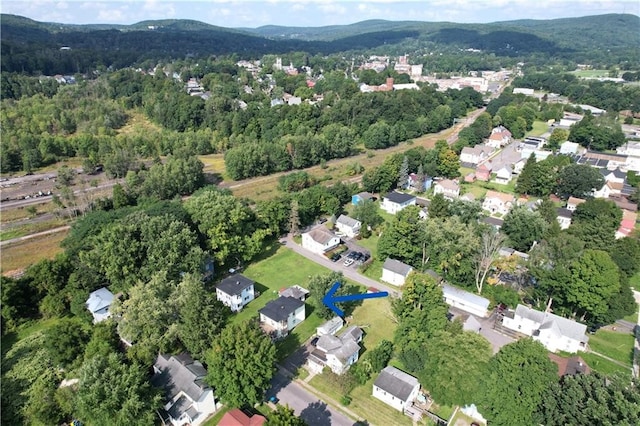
<box><xmin>152</xmin><ymin>353</ymin><xmax>209</xmax><ymax>405</ymax></box>
<box><xmin>259</xmin><ymin>296</ymin><xmax>305</xmax><ymax>323</ymax></box>
<box><xmin>443</xmin><ymin>283</ymin><xmax>490</xmax><ymax>310</ymax></box>
<box><xmin>374</xmin><ymin>366</ymin><xmax>420</xmax><ymax>401</ymax></box>
<box><xmin>514</xmin><ymin>304</ymin><xmax>588</xmax><ymax>343</ymax></box>
<box><xmin>305</xmin><ymin>226</ymin><xmax>338</xmax><ymax>245</ymax></box>
<box><xmin>382</xmin><ymin>258</ymin><xmax>413</xmax><ymax>277</ymax></box>
<box><xmin>484</xmin><ymin>190</ymin><xmax>515</xmax><ymax>204</ymax></box>
<box><xmin>86</xmin><ymin>287</ymin><xmax>114</xmax><ymax>313</ymax></box>
<box><xmin>217</xmin><ymin>274</ymin><xmax>255</xmax><ymax>296</ymax></box>
<box><xmin>384</xmin><ymin>191</ymin><xmax>416</xmax><ymax>204</ymax></box>
<box><xmin>336</xmin><ymin>214</ymin><xmax>361</xmax><ymax>228</ymax></box>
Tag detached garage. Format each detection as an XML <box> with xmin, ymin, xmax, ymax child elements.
<box><xmin>442</xmin><ymin>283</ymin><xmax>490</xmax><ymax>318</ymax></box>
<box><xmin>381</xmin><ymin>258</ymin><xmax>414</xmax><ymax>286</ymax></box>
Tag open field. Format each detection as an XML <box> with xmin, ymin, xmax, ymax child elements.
<box><xmin>1</xmin><ymin>230</ymin><xmax>68</xmax><ymax>275</ymax></box>
<box><xmin>525</xmin><ymin>120</ymin><xmax>550</xmax><ymax>137</ymax></box>
<box><xmin>570</xmin><ymin>69</ymin><xmax>610</xmax><ymax>78</ymax></box>
<box><xmin>117</xmin><ymin>109</ymin><xmax>163</xmax><ymax>136</ymax></box>
<box><xmin>588</xmin><ymin>329</ymin><xmax>635</xmax><ymax>366</ymax></box>
<box><xmin>0</xmin><ymin>218</ymin><xmax>68</xmax><ymax>241</ymax></box>
<box><xmin>0</xmin><ymin>202</ymin><xmax>56</xmax><ymax>224</ymax></box>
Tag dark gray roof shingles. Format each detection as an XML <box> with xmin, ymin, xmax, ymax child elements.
<box><xmin>259</xmin><ymin>296</ymin><xmax>304</xmax><ymax>323</ymax></box>
<box><xmin>216</xmin><ymin>274</ymin><xmax>254</xmax><ymax>296</ymax></box>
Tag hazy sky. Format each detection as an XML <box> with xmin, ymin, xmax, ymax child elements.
<box><xmin>2</xmin><ymin>0</ymin><xmax>639</xmax><ymax>28</ymax></box>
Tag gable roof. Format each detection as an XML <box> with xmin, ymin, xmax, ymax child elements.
<box><xmin>86</xmin><ymin>287</ymin><xmax>115</xmax><ymax>313</ymax></box>
<box><xmin>216</xmin><ymin>274</ymin><xmax>254</xmax><ymax>296</ymax></box>
<box><xmin>259</xmin><ymin>296</ymin><xmax>304</xmax><ymax>323</ymax></box>
<box><xmin>354</xmin><ymin>191</ymin><xmax>375</xmax><ymax>201</ymax></box>
<box><xmin>219</xmin><ymin>409</ymin><xmax>266</xmax><ymax>426</ymax></box>
<box><xmin>436</xmin><ymin>179</ymin><xmax>459</xmax><ymax>191</ymax></box>
<box><xmin>443</xmin><ymin>284</ymin><xmax>490</xmax><ymax>310</ymax></box>
<box><xmin>336</xmin><ymin>214</ymin><xmax>361</xmax><ymax>228</ymax></box>
<box><xmin>382</xmin><ymin>258</ymin><xmax>413</xmax><ymax>277</ymax></box>
<box><xmin>374</xmin><ymin>366</ymin><xmax>419</xmax><ymax>401</ymax></box>
<box><xmin>567</xmin><ymin>196</ymin><xmax>586</xmax><ymax>207</ymax></box>
<box><xmin>514</xmin><ymin>304</ymin><xmax>588</xmax><ymax>343</ymax></box>
<box><xmin>279</xmin><ymin>285</ymin><xmax>309</xmax><ymax>300</ymax></box>
<box><xmin>556</xmin><ymin>207</ymin><xmax>573</xmax><ymax>218</ymax></box>
<box><xmin>152</xmin><ymin>353</ymin><xmax>210</xmax><ymax>404</ymax></box>
<box><xmin>484</xmin><ymin>190</ymin><xmax>515</xmax><ymax>204</ymax></box>
<box><xmin>317</xmin><ymin>316</ymin><xmax>344</xmax><ymax>335</ymax></box>
<box><xmin>384</xmin><ymin>191</ymin><xmax>416</xmax><ymax>204</ymax></box>
<box><xmin>305</xmin><ymin>226</ymin><xmax>338</xmax><ymax>245</ymax></box>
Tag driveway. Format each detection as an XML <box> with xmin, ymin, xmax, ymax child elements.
<box><xmin>283</xmin><ymin>235</ymin><xmax>401</xmax><ymax>298</ymax></box>
<box><xmin>267</xmin><ymin>370</ymin><xmax>355</xmax><ymax>426</ymax></box>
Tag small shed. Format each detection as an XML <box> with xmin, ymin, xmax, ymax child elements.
<box><xmin>352</xmin><ymin>192</ymin><xmax>375</xmax><ymax>205</ymax></box>
<box><xmin>381</xmin><ymin>258</ymin><xmax>414</xmax><ymax>286</ymax></box>
<box><xmin>442</xmin><ymin>283</ymin><xmax>490</xmax><ymax>317</ymax></box>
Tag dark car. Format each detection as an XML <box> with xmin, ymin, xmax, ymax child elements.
<box><xmin>330</xmin><ymin>253</ymin><xmax>341</xmax><ymax>262</ymax></box>
<box><xmin>310</xmin><ymin>336</ymin><xmax>319</xmax><ymax>346</ymax></box>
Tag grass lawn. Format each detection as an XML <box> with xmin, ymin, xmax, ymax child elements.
<box><xmin>525</xmin><ymin>120</ymin><xmax>550</xmax><ymax>137</ymax></box>
<box><xmin>460</xmin><ymin>182</ymin><xmax>487</xmax><ymax>199</ymax></box>
<box><xmin>588</xmin><ymin>329</ymin><xmax>635</xmax><ymax>366</ymax></box>
<box><xmin>361</xmin><ymin>259</ymin><xmax>384</xmax><ymax>284</ymax></box>
<box><xmin>623</xmin><ymin>302</ymin><xmax>639</xmax><ymax>323</ymax></box>
<box><xmin>1</xmin><ymin>317</ymin><xmax>61</xmax><ymax>356</ymax></box>
<box><xmin>570</xmin><ymin>69</ymin><xmax>610</xmax><ymax>78</ymax></box>
<box><xmin>430</xmin><ymin>404</ymin><xmax>455</xmax><ymax>422</ymax></box>
<box><xmin>0</xmin><ymin>218</ymin><xmax>68</xmax><ymax>241</ymax></box>
<box><xmin>581</xmin><ymin>352</ymin><xmax>631</xmax><ymax>376</ymax></box>
<box><xmin>202</xmin><ymin>406</ymin><xmax>231</xmax><ymax>426</ymax></box>
<box><xmin>1</xmin><ymin>203</ymin><xmax>56</xmax><ymax>224</ymax></box>
<box><xmin>629</xmin><ymin>272</ymin><xmax>640</xmax><ymax>290</ymax></box>
<box><xmin>448</xmin><ymin>409</ymin><xmax>480</xmax><ymax>426</ymax></box>
<box><xmin>1</xmin><ymin>230</ymin><xmax>68</xmax><ymax>275</ymax></box>
<box><xmin>350</xmin><ymin>298</ymin><xmax>397</xmax><ymax>349</ymax></box>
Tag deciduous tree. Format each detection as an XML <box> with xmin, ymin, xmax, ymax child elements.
<box><xmin>556</xmin><ymin>164</ymin><xmax>604</xmax><ymax>199</ymax></box>
<box><xmin>502</xmin><ymin>205</ymin><xmax>546</xmax><ymax>252</ymax></box>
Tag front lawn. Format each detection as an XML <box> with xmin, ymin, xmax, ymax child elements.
<box><xmin>587</xmin><ymin>329</ymin><xmax>635</xmax><ymax>366</ymax></box>
<box><xmin>361</xmin><ymin>259</ymin><xmax>384</xmax><ymax>284</ymax></box>
<box><xmin>581</xmin><ymin>352</ymin><xmax>631</xmax><ymax>376</ymax></box>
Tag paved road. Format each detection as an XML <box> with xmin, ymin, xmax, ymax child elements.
<box><xmin>268</xmin><ymin>370</ymin><xmax>355</xmax><ymax>426</ymax></box>
<box><xmin>283</xmin><ymin>234</ymin><xmax>401</xmax><ymax>298</ymax></box>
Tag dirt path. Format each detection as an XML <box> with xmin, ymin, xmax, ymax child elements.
<box><xmin>0</xmin><ymin>225</ymin><xmax>71</xmax><ymax>247</ymax></box>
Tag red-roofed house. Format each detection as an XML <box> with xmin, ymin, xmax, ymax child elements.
<box><xmin>218</xmin><ymin>409</ymin><xmax>266</xmax><ymax>426</ymax></box>
<box><xmin>486</xmin><ymin>126</ymin><xmax>512</xmax><ymax>148</ymax></box>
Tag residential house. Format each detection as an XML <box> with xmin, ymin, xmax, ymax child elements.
<box><xmin>548</xmin><ymin>354</ymin><xmax>591</xmax><ymax>377</ymax></box>
<box><xmin>407</xmin><ymin>173</ymin><xmax>432</xmax><ymax>191</ymax></box>
<box><xmin>308</xmin><ymin>326</ymin><xmax>363</xmax><ymax>375</ymax></box>
<box><xmin>442</xmin><ymin>284</ymin><xmax>490</xmax><ymax>318</ymax></box>
<box><xmin>316</xmin><ymin>316</ymin><xmax>344</xmax><ymax>336</ymax></box>
<box><xmin>566</xmin><ymin>196</ymin><xmax>586</xmax><ymax>211</ymax></box>
<box><xmin>556</xmin><ymin>208</ymin><xmax>573</xmax><ymax>230</ymax></box>
<box><xmin>372</xmin><ymin>366</ymin><xmax>421</xmax><ymax>413</ymax></box>
<box><xmin>475</xmin><ymin>163</ymin><xmax>492</xmax><ymax>181</ymax></box>
<box><xmin>481</xmin><ymin>216</ymin><xmax>504</xmax><ymax>229</ymax></box>
<box><xmin>482</xmin><ymin>190</ymin><xmax>515</xmax><ymax>216</ymax></box>
<box><xmin>433</xmin><ymin>179</ymin><xmax>460</xmax><ymax>200</ymax></box>
<box><xmin>380</xmin><ymin>191</ymin><xmax>417</xmax><ymax>214</ymax></box>
<box><xmin>381</xmin><ymin>258</ymin><xmax>414</xmax><ymax>286</ymax></box>
<box><xmin>560</xmin><ymin>141</ymin><xmax>582</xmax><ymax>155</ymax></box>
<box><xmin>617</xmin><ymin>141</ymin><xmax>640</xmax><ymax>172</ymax></box>
<box><xmin>215</xmin><ymin>274</ymin><xmax>255</xmax><ymax>312</ymax></box>
<box><xmin>259</xmin><ymin>296</ymin><xmax>306</xmax><ymax>339</ymax></box>
<box><xmin>493</xmin><ymin>165</ymin><xmax>514</xmax><ymax>184</ymax></box>
<box><xmin>352</xmin><ymin>191</ymin><xmax>375</xmax><ymax>206</ymax></box>
<box><xmin>593</xmin><ymin>181</ymin><xmax>619</xmax><ymax>198</ymax></box>
<box><xmin>86</xmin><ymin>287</ymin><xmax>115</xmax><ymax>323</ymax></box>
<box><xmin>301</xmin><ymin>226</ymin><xmax>341</xmax><ymax>255</ymax></box>
<box><xmin>278</xmin><ymin>285</ymin><xmax>309</xmax><ymax>301</ymax></box>
<box><xmin>501</xmin><ymin>304</ymin><xmax>589</xmax><ymax>353</ymax></box>
<box><xmin>601</xmin><ymin>168</ymin><xmax>626</xmax><ymax>185</ymax></box>
<box><xmin>152</xmin><ymin>353</ymin><xmax>219</xmax><ymax>426</ymax></box>
<box><xmin>486</xmin><ymin>126</ymin><xmax>512</xmax><ymax>148</ymax></box>
<box><xmin>460</xmin><ymin>144</ymin><xmax>493</xmax><ymax>166</ymax></box>
<box><xmin>335</xmin><ymin>214</ymin><xmax>361</xmax><ymax>238</ymax></box>
<box><xmin>218</xmin><ymin>409</ymin><xmax>266</xmax><ymax>426</ymax></box>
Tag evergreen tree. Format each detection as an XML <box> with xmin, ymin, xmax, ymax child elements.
<box><xmin>289</xmin><ymin>199</ymin><xmax>300</xmax><ymax>236</ymax></box>
<box><xmin>398</xmin><ymin>155</ymin><xmax>409</xmax><ymax>189</ymax></box>
<box><xmin>515</xmin><ymin>153</ymin><xmax>537</xmax><ymax>195</ymax></box>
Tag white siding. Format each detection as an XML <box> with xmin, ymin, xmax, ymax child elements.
<box><xmin>381</xmin><ymin>268</ymin><xmax>410</xmax><ymax>286</ymax></box>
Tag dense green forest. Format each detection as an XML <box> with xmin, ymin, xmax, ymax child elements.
<box><xmin>2</xmin><ymin>13</ymin><xmax>638</xmax><ymax>75</ymax></box>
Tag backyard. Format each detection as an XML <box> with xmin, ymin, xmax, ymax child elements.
<box><xmin>587</xmin><ymin>329</ymin><xmax>635</xmax><ymax>367</ymax></box>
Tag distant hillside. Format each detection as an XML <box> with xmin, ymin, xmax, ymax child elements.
<box><xmin>1</xmin><ymin>13</ymin><xmax>638</xmax><ymax>75</ymax></box>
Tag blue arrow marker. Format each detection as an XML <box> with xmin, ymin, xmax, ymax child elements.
<box><xmin>322</xmin><ymin>282</ymin><xmax>388</xmax><ymax>317</ymax></box>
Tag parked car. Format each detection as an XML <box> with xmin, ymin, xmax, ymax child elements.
<box><xmin>310</xmin><ymin>337</ymin><xmax>319</xmax><ymax>346</ymax></box>
<box><xmin>343</xmin><ymin>258</ymin><xmax>354</xmax><ymax>267</ymax></box>
<box><xmin>330</xmin><ymin>253</ymin><xmax>341</xmax><ymax>262</ymax></box>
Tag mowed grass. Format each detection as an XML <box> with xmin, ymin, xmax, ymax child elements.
<box><xmin>351</xmin><ymin>297</ymin><xmax>397</xmax><ymax>349</ymax></box>
<box><xmin>525</xmin><ymin>120</ymin><xmax>550</xmax><ymax>137</ymax></box>
<box><xmin>581</xmin><ymin>352</ymin><xmax>631</xmax><ymax>376</ymax></box>
<box><xmin>629</xmin><ymin>272</ymin><xmax>640</xmax><ymax>290</ymax></box>
<box><xmin>588</xmin><ymin>329</ymin><xmax>635</xmax><ymax>366</ymax></box>
<box><xmin>1</xmin><ymin>230</ymin><xmax>68</xmax><ymax>275</ymax></box>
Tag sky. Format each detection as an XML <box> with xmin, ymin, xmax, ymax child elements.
<box><xmin>2</xmin><ymin>0</ymin><xmax>639</xmax><ymax>28</ymax></box>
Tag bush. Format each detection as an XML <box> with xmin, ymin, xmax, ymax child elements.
<box><xmin>340</xmin><ymin>395</ymin><xmax>352</xmax><ymax>406</ymax></box>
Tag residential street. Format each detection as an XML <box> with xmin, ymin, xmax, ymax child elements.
<box><xmin>267</xmin><ymin>369</ymin><xmax>356</xmax><ymax>426</ymax></box>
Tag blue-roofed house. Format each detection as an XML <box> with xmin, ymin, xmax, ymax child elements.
<box><xmin>86</xmin><ymin>287</ymin><xmax>115</xmax><ymax>323</ymax></box>
<box><xmin>442</xmin><ymin>283</ymin><xmax>490</xmax><ymax>317</ymax></box>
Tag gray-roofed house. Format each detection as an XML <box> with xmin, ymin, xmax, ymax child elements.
<box><xmin>442</xmin><ymin>283</ymin><xmax>490</xmax><ymax>317</ymax></box>
<box><xmin>86</xmin><ymin>287</ymin><xmax>115</xmax><ymax>323</ymax></box>
<box><xmin>278</xmin><ymin>285</ymin><xmax>309</xmax><ymax>301</ymax></box>
<box><xmin>259</xmin><ymin>296</ymin><xmax>306</xmax><ymax>339</ymax></box>
<box><xmin>556</xmin><ymin>208</ymin><xmax>573</xmax><ymax>230</ymax></box>
<box><xmin>308</xmin><ymin>325</ymin><xmax>363</xmax><ymax>375</ymax></box>
<box><xmin>372</xmin><ymin>366</ymin><xmax>421</xmax><ymax>413</ymax></box>
<box><xmin>433</xmin><ymin>179</ymin><xmax>460</xmax><ymax>200</ymax></box>
<box><xmin>335</xmin><ymin>214</ymin><xmax>362</xmax><ymax>238</ymax></box>
<box><xmin>501</xmin><ymin>304</ymin><xmax>589</xmax><ymax>353</ymax></box>
<box><xmin>381</xmin><ymin>191</ymin><xmax>417</xmax><ymax>214</ymax></box>
<box><xmin>152</xmin><ymin>353</ymin><xmax>219</xmax><ymax>426</ymax></box>
<box><xmin>301</xmin><ymin>226</ymin><xmax>341</xmax><ymax>255</ymax></box>
<box><xmin>316</xmin><ymin>316</ymin><xmax>344</xmax><ymax>336</ymax></box>
<box><xmin>381</xmin><ymin>258</ymin><xmax>414</xmax><ymax>286</ymax></box>
<box><xmin>215</xmin><ymin>274</ymin><xmax>255</xmax><ymax>312</ymax></box>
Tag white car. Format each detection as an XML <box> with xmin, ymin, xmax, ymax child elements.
<box><xmin>343</xmin><ymin>258</ymin><xmax>354</xmax><ymax>267</ymax></box>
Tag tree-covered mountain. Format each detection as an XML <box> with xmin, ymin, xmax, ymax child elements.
<box><xmin>1</xmin><ymin>13</ymin><xmax>638</xmax><ymax>75</ymax></box>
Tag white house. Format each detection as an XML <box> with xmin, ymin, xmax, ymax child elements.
<box><xmin>381</xmin><ymin>258</ymin><xmax>414</xmax><ymax>286</ymax></box>
<box><xmin>152</xmin><ymin>353</ymin><xmax>220</xmax><ymax>426</ymax></box>
<box><xmin>482</xmin><ymin>190</ymin><xmax>515</xmax><ymax>216</ymax></box>
<box><xmin>86</xmin><ymin>287</ymin><xmax>115</xmax><ymax>323</ymax></box>
<box><xmin>433</xmin><ymin>179</ymin><xmax>460</xmax><ymax>200</ymax></box>
<box><xmin>442</xmin><ymin>283</ymin><xmax>490</xmax><ymax>318</ymax></box>
<box><xmin>308</xmin><ymin>326</ymin><xmax>363</xmax><ymax>375</ymax></box>
<box><xmin>493</xmin><ymin>165</ymin><xmax>514</xmax><ymax>184</ymax></box>
<box><xmin>460</xmin><ymin>144</ymin><xmax>493</xmax><ymax>165</ymax></box>
<box><xmin>278</xmin><ymin>285</ymin><xmax>309</xmax><ymax>301</ymax></box>
<box><xmin>381</xmin><ymin>191</ymin><xmax>416</xmax><ymax>214</ymax></box>
<box><xmin>556</xmin><ymin>208</ymin><xmax>573</xmax><ymax>230</ymax></box>
<box><xmin>372</xmin><ymin>366</ymin><xmax>420</xmax><ymax>413</ymax></box>
<box><xmin>335</xmin><ymin>214</ymin><xmax>361</xmax><ymax>238</ymax></box>
<box><xmin>566</xmin><ymin>196</ymin><xmax>586</xmax><ymax>211</ymax></box>
<box><xmin>486</xmin><ymin>126</ymin><xmax>512</xmax><ymax>148</ymax></box>
<box><xmin>215</xmin><ymin>274</ymin><xmax>255</xmax><ymax>312</ymax></box>
<box><xmin>501</xmin><ymin>304</ymin><xmax>589</xmax><ymax>353</ymax></box>
<box><xmin>301</xmin><ymin>226</ymin><xmax>341</xmax><ymax>255</ymax></box>
<box><xmin>560</xmin><ymin>141</ymin><xmax>582</xmax><ymax>155</ymax></box>
<box><xmin>259</xmin><ymin>296</ymin><xmax>306</xmax><ymax>339</ymax></box>
<box><xmin>316</xmin><ymin>316</ymin><xmax>344</xmax><ymax>336</ymax></box>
